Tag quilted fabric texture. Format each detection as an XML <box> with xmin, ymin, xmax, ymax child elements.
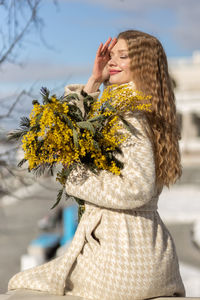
<box><xmin>8</xmin><ymin>85</ymin><xmax>185</xmax><ymax>300</ymax></box>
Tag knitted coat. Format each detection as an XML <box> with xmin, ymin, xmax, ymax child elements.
<box><xmin>8</xmin><ymin>84</ymin><xmax>185</xmax><ymax>300</ymax></box>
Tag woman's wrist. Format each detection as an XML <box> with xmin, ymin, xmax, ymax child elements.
<box><xmin>83</xmin><ymin>76</ymin><xmax>102</xmax><ymax>94</ymax></box>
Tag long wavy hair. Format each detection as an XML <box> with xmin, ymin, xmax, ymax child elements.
<box><xmin>118</xmin><ymin>30</ymin><xmax>182</xmax><ymax>187</ymax></box>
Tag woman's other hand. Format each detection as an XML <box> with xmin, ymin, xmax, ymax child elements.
<box><xmin>84</xmin><ymin>37</ymin><xmax>117</xmax><ymax>93</ymax></box>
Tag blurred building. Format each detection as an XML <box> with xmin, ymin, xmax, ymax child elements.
<box><xmin>169</xmin><ymin>52</ymin><xmax>200</xmax><ymax>156</ymax></box>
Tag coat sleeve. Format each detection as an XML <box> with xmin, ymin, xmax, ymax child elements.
<box><xmin>65</xmin><ymin>112</ymin><xmax>157</xmax><ymax>210</ymax></box>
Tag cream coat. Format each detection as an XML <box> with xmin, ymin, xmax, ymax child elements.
<box><xmin>8</xmin><ymin>84</ymin><xmax>185</xmax><ymax>300</ymax></box>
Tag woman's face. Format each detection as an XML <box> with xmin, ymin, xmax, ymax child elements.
<box><xmin>108</xmin><ymin>39</ymin><xmax>133</xmax><ymax>85</ymax></box>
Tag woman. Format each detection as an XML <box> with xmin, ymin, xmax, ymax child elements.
<box><xmin>8</xmin><ymin>30</ymin><xmax>185</xmax><ymax>299</ymax></box>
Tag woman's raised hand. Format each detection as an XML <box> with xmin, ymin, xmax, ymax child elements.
<box><xmin>84</xmin><ymin>37</ymin><xmax>117</xmax><ymax>94</ymax></box>
<box><xmin>92</xmin><ymin>37</ymin><xmax>117</xmax><ymax>83</ymax></box>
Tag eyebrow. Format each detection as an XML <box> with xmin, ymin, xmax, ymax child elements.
<box><xmin>110</xmin><ymin>49</ymin><xmax>129</xmax><ymax>54</ymax></box>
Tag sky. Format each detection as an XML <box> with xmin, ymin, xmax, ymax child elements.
<box><xmin>0</xmin><ymin>0</ymin><xmax>200</xmax><ymax>128</ymax></box>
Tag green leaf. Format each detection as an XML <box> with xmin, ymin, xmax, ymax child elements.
<box><xmin>114</xmin><ymin>146</ymin><xmax>123</xmax><ymax>154</ymax></box>
<box><xmin>73</xmin><ymin>196</ymin><xmax>85</xmax><ymax>222</ymax></box>
<box><xmin>94</xmin><ymin>131</ymin><xmax>104</xmax><ymax>139</ymax></box>
<box><xmin>87</xmin><ymin>164</ymin><xmax>99</xmax><ymax>175</ymax></box>
<box><xmin>92</xmin><ymin>139</ymin><xmax>100</xmax><ymax>150</ymax></box>
<box><xmin>67</xmin><ymin>104</ymin><xmax>83</xmax><ymax>121</ymax></box>
<box><xmin>112</xmin><ymin>157</ymin><xmax>124</xmax><ymax>170</ymax></box>
<box><xmin>47</xmin><ymin>163</ymin><xmax>56</xmax><ymax>176</ymax></box>
<box><xmin>56</xmin><ymin>166</ymin><xmax>72</xmax><ymax>185</ymax></box>
<box><xmin>19</xmin><ymin>117</ymin><xmax>30</xmax><ymax>129</ymax></box>
<box><xmin>31</xmin><ymin>163</ymin><xmax>55</xmax><ymax>177</ymax></box>
<box><xmin>64</xmin><ymin>93</ymin><xmax>80</xmax><ymax>102</ymax></box>
<box><xmin>73</xmin><ymin>128</ymin><xmax>79</xmax><ymax>148</ymax></box>
<box><xmin>32</xmin><ymin>163</ymin><xmax>48</xmax><ymax>177</ymax></box>
<box><xmin>30</xmin><ymin>124</ymin><xmax>40</xmax><ymax>133</ymax></box>
<box><xmin>36</xmin><ymin>140</ymin><xmax>44</xmax><ymax>155</ymax></box>
<box><xmin>84</xmin><ymin>95</ymin><xmax>95</xmax><ymax>104</ymax></box>
<box><xmin>118</xmin><ymin>115</ymin><xmax>140</xmax><ymax>137</ymax></box>
<box><xmin>32</xmin><ymin>100</ymin><xmax>40</xmax><ymax>105</ymax></box>
<box><xmin>36</xmin><ymin>112</ymin><xmax>43</xmax><ymax>121</ymax></box>
<box><xmin>56</xmin><ymin>113</ymin><xmax>74</xmax><ymax>129</ymax></box>
<box><xmin>103</xmin><ymin>102</ymin><xmax>116</xmax><ymax>112</ymax></box>
<box><xmin>78</xmin><ymin>204</ymin><xmax>85</xmax><ymax>222</ymax></box>
<box><xmin>77</xmin><ymin>121</ymin><xmax>95</xmax><ymax>135</ymax></box>
<box><xmin>17</xmin><ymin>158</ymin><xmax>27</xmax><ymax>168</ymax></box>
<box><xmin>40</xmin><ymin>87</ymin><xmax>50</xmax><ymax>98</ymax></box>
<box><xmin>7</xmin><ymin>129</ymin><xmax>28</xmax><ymax>141</ymax></box>
<box><xmin>73</xmin><ymin>196</ymin><xmax>84</xmax><ymax>206</ymax></box>
<box><xmin>87</xmin><ymin>115</ymin><xmax>106</xmax><ymax>123</ymax></box>
<box><xmin>40</xmin><ymin>87</ymin><xmax>51</xmax><ymax>104</ymax></box>
<box><xmin>105</xmin><ymin>151</ymin><xmax>113</xmax><ymax>162</ymax></box>
<box><xmin>51</xmin><ymin>188</ymin><xmax>64</xmax><ymax>209</ymax></box>
<box><xmin>83</xmin><ymin>96</ymin><xmax>95</xmax><ymax>116</ymax></box>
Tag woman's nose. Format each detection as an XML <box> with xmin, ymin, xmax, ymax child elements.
<box><xmin>108</xmin><ymin>57</ymin><xmax>117</xmax><ymax>66</ymax></box>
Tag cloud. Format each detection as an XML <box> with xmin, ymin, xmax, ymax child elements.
<box><xmin>0</xmin><ymin>61</ymin><xmax>92</xmax><ymax>83</ymax></box>
<box><xmin>171</xmin><ymin>1</ymin><xmax>200</xmax><ymax>50</ymax></box>
<box><xmin>102</xmin><ymin>0</ymin><xmax>200</xmax><ymax>50</ymax></box>
<box><xmin>60</xmin><ymin>0</ymin><xmax>200</xmax><ymax>51</ymax></box>
<box><xmin>59</xmin><ymin>0</ymin><xmax>165</xmax><ymax>11</ymax></box>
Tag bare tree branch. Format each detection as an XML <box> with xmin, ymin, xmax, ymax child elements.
<box><xmin>0</xmin><ymin>0</ymin><xmax>41</xmax><ymax>65</ymax></box>
<box><xmin>0</xmin><ymin>90</ymin><xmax>28</xmax><ymax>119</ymax></box>
<box><xmin>0</xmin><ymin>0</ymin><xmax>60</xmax><ymax>197</ymax></box>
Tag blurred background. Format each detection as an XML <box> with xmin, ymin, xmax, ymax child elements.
<box><xmin>0</xmin><ymin>0</ymin><xmax>200</xmax><ymax>297</ymax></box>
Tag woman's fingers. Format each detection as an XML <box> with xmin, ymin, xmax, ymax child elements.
<box><xmin>101</xmin><ymin>37</ymin><xmax>112</xmax><ymax>53</ymax></box>
<box><xmin>97</xmin><ymin>37</ymin><xmax>116</xmax><ymax>57</ymax></box>
<box><xmin>92</xmin><ymin>37</ymin><xmax>117</xmax><ymax>82</ymax></box>
<box><xmin>108</xmin><ymin>37</ymin><xmax>117</xmax><ymax>51</ymax></box>
<box><xmin>96</xmin><ymin>43</ymin><xmax>103</xmax><ymax>57</ymax></box>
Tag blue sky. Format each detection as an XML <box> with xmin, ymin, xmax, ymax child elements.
<box><xmin>0</xmin><ymin>0</ymin><xmax>200</xmax><ymax>128</ymax></box>
<box><xmin>1</xmin><ymin>0</ymin><xmax>200</xmax><ymax>91</ymax></box>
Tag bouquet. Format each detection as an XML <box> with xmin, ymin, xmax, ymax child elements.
<box><xmin>9</xmin><ymin>83</ymin><xmax>151</xmax><ymax>220</ymax></box>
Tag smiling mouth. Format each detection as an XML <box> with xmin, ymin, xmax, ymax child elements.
<box><xmin>109</xmin><ymin>70</ymin><xmax>121</xmax><ymax>75</ymax></box>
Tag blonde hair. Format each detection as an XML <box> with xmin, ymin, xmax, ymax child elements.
<box><xmin>118</xmin><ymin>30</ymin><xmax>182</xmax><ymax>187</ymax></box>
